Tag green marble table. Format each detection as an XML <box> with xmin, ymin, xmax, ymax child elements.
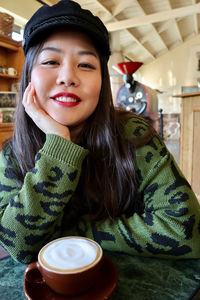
<box><xmin>0</xmin><ymin>251</ymin><xmax>200</xmax><ymax>300</ymax></box>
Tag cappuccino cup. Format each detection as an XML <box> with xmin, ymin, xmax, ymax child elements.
<box><xmin>24</xmin><ymin>236</ymin><xmax>103</xmax><ymax>296</ymax></box>
<box><xmin>8</xmin><ymin>67</ymin><xmax>17</xmax><ymax>76</ymax></box>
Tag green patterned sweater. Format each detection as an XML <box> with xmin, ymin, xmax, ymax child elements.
<box><xmin>0</xmin><ymin>116</ymin><xmax>199</xmax><ymax>263</ymax></box>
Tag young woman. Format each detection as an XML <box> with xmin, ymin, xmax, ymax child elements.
<box><xmin>0</xmin><ymin>0</ymin><xmax>199</xmax><ymax>264</ymax></box>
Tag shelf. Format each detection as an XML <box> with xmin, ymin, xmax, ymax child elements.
<box><xmin>0</xmin><ymin>34</ymin><xmax>24</xmax><ymax>91</ymax></box>
<box><xmin>173</xmin><ymin>92</ymin><xmax>200</xmax><ymax>98</ymax></box>
<box><xmin>0</xmin><ymin>123</ymin><xmax>14</xmax><ymax>150</ymax></box>
<box><xmin>0</xmin><ymin>73</ymin><xmax>19</xmax><ymax>80</ymax></box>
<box><xmin>0</xmin><ymin>123</ymin><xmax>14</xmax><ymax>135</ymax></box>
<box><xmin>0</xmin><ymin>34</ymin><xmax>21</xmax><ymax>51</ymax></box>
<box><xmin>0</xmin><ymin>123</ymin><xmax>14</xmax><ymax>129</ymax></box>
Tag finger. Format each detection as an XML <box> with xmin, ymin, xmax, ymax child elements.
<box><xmin>23</xmin><ymin>87</ymin><xmax>39</xmax><ymax>119</ymax></box>
<box><xmin>22</xmin><ymin>83</ymin><xmax>31</xmax><ymax>106</ymax></box>
<box><xmin>27</xmin><ymin>85</ymin><xmax>35</xmax><ymax>105</ymax></box>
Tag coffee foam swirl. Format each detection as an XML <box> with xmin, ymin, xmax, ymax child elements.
<box><xmin>40</xmin><ymin>237</ymin><xmax>101</xmax><ymax>273</ymax></box>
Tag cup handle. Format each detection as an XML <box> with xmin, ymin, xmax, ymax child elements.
<box><xmin>24</xmin><ymin>261</ymin><xmax>44</xmax><ymax>284</ymax></box>
<box><xmin>14</xmin><ymin>70</ymin><xmax>17</xmax><ymax>75</ymax></box>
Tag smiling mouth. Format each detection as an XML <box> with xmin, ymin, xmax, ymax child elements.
<box><xmin>52</xmin><ymin>96</ymin><xmax>80</xmax><ymax>103</ymax></box>
<box><xmin>51</xmin><ymin>96</ymin><xmax>81</xmax><ymax>107</ymax></box>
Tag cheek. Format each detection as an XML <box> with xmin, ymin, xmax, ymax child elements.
<box><xmin>31</xmin><ymin>69</ymin><xmax>41</xmax><ymax>93</ymax></box>
<box><xmin>91</xmin><ymin>76</ymin><xmax>102</xmax><ymax>102</ymax></box>
<box><xmin>31</xmin><ymin>69</ymin><xmax>47</xmax><ymax>102</ymax></box>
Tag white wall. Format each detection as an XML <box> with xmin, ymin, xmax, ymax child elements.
<box><xmin>137</xmin><ymin>34</ymin><xmax>200</xmax><ymax>95</ymax></box>
<box><xmin>108</xmin><ymin>33</ymin><xmax>200</xmax><ymax>113</ymax></box>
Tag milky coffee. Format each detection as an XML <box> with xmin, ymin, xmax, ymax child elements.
<box><xmin>39</xmin><ymin>237</ymin><xmax>102</xmax><ymax>273</ymax></box>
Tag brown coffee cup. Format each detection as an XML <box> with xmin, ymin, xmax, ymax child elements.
<box><xmin>24</xmin><ymin>236</ymin><xmax>103</xmax><ymax>296</ymax></box>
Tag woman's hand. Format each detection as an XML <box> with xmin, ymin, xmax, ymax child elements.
<box><xmin>22</xmin><ymin>83</ymin><xmax>71</xmax><ymax>140</ymax></box>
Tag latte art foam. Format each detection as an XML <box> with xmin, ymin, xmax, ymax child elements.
<box><xmin>40</xmin><ymin>238</ymin><xmax>100</xmax><ymax>272</ymax></box>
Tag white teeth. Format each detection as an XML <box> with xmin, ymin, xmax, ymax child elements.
<box><xmin>54</xmin><ymin>97</ymin><xmax>78</xmax><ymax>102</ymax></box>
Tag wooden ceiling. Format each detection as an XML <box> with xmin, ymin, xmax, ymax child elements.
<box><xmin>37</xmin><ymin>0</ymin><xmax>200</xmax><ymax>64</ymax></box>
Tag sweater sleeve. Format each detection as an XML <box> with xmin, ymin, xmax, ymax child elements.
<box><xmin>0</xmin><ymin>134</ymin><xmax>88</xmax><ymax>263</ymax></box>
<box><xmin>67</xmin><ymin>118</ymin><xmax>200</xmax><ymax>259</ymax></box>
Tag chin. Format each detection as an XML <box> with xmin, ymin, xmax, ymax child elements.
<box><xmin>54</xmin><ymin>118</ymin><xmax>81</xmax><ymax>128</ymax></box>
<box><xmin>50</xmin><ymin>115</ymin><xmax>72</xmax><ymax>125</ymax></box>
<box><xmin>50</xmin><ymin>112</ymin><xmax>86</xmax><ymax>129</ymax></box>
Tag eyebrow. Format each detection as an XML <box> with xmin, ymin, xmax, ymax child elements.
<box><xmin>40</xmin><ymin>47</ymin><xmax>62</xmax><ymax>53</ymax></box>
<box><xmin>78</xmin><ymin>50</ymin><xmax>98</xmax><ymax>58</ymax></box>
<box><xmin>40</xmin><ymin>47</ymin><xmax>98</xmax><ymax>58</ymax></box>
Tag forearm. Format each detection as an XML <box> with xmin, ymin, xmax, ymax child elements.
<box><xmin>68</xmin><ymin>195</ymin><xmax>200</xmax><ymax>259</ymax></box>
<box><xmin>0</xmin><ymin>134</ymin><xmax>88</xmax><ymax>263</ymax></box>
<box><xmin>65</xmin><ymin>149</ymin><xmax>200</xmax><ymax>259</ymax></box>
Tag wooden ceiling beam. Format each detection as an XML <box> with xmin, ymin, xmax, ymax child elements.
<box><xmin>122</xmin><ymin>52</ymin><xmax>138</xmax><ymax>63</ymax></box>
<box><xmin>157</xmin><ymin>20</ymin><xmax>174</xmax><ymax>34</ymax></box>
<box><xmin>191</xmin><ymin>0</ymin><xmax>199</xmax><ymax>34</ymax></box>
<box><xmin>112</xmin><ymin>0</ymin><xmax>134</xmax><ymax>17</ymax></box>
<box><xmin>93</xmin><ymin>0</ymin><xmax>115</xmax><ymax>20</ymax></box>
<box><xmin>193</xmin><ymin>14</ymin><xmax>199</xmax><ymax>34</ymax></box>
<box><xmin>167</xmin><ymin>0</ymin><xmax>183</xmax><ymax>42</ymax></box>
<box><xmin>135</xmin><ymin>0</ymin><xmax>168</xmax><ymax>50</ymax></box>
<box><xmin>93</xmin><ymin>0</ymin><xmax>155</xmax><ymax>59</ymax></box>
<box><xmin>106</xmin><ymin>3</ymin><xmax>200</xmax><ymax>32</ymax></box>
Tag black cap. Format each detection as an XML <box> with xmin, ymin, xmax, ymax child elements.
<box><xmin>23</xmin><ymin>0</ymin><xmax>111</xmax><ymax>60</ymax></box>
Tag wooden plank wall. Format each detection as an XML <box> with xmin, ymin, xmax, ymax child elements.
<box><xmin>192</xmin><ymin>108</ymin><xmax>200</xmax><ymax>201</ymax></box>
<box><xmin>179</xmin><ymin>94</ymin><xmax>200</xmax><ymax>202</ymax></box>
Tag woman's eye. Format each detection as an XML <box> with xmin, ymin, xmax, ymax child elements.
<box><xmin>42</xmin><ymin>60</ymin><xmax>58</xmax><ymax>65</ymax></box>
<box><xmin>79</xmin><ymin>63</ymin><xmax>95</xmax><ymax>69</ymax></box>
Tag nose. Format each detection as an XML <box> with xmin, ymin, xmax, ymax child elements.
<box><xmin>56</xmin><ymin>64</ymin><xmax>79</xmax><ymax>87</ymax></box>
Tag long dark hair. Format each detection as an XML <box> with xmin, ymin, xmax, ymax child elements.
<box><xmin>8</xmin><ymin>37</ymin><xmax>155</xmax><ymax>222</ymax></box>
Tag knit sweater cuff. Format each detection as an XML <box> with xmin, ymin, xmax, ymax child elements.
<box><xmin>41</xmin><ymin>134</ymin><xmax>89</xmax><ymax>167</ymax></box>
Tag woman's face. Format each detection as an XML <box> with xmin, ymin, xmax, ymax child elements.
<box><xmin>31</xmin><ymin>29</ymin><xmax>102</xmax><ymax>129</ymax></box>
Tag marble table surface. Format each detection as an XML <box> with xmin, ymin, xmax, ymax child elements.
<box><xmin>0</xmin><ymin>246</ymin><xmax>200</xmax><ymax>300</ymax></box>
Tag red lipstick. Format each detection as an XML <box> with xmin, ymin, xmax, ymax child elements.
<box><xmin>50</xmin><ymin>93</ymin><xmax>81</xmax><ymax>107</ymax></box>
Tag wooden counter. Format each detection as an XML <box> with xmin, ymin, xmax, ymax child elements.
<box><xmin>173</xmin><ymin>92</ymin><xmax>200</xmax><ymax>202</ymax></box>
